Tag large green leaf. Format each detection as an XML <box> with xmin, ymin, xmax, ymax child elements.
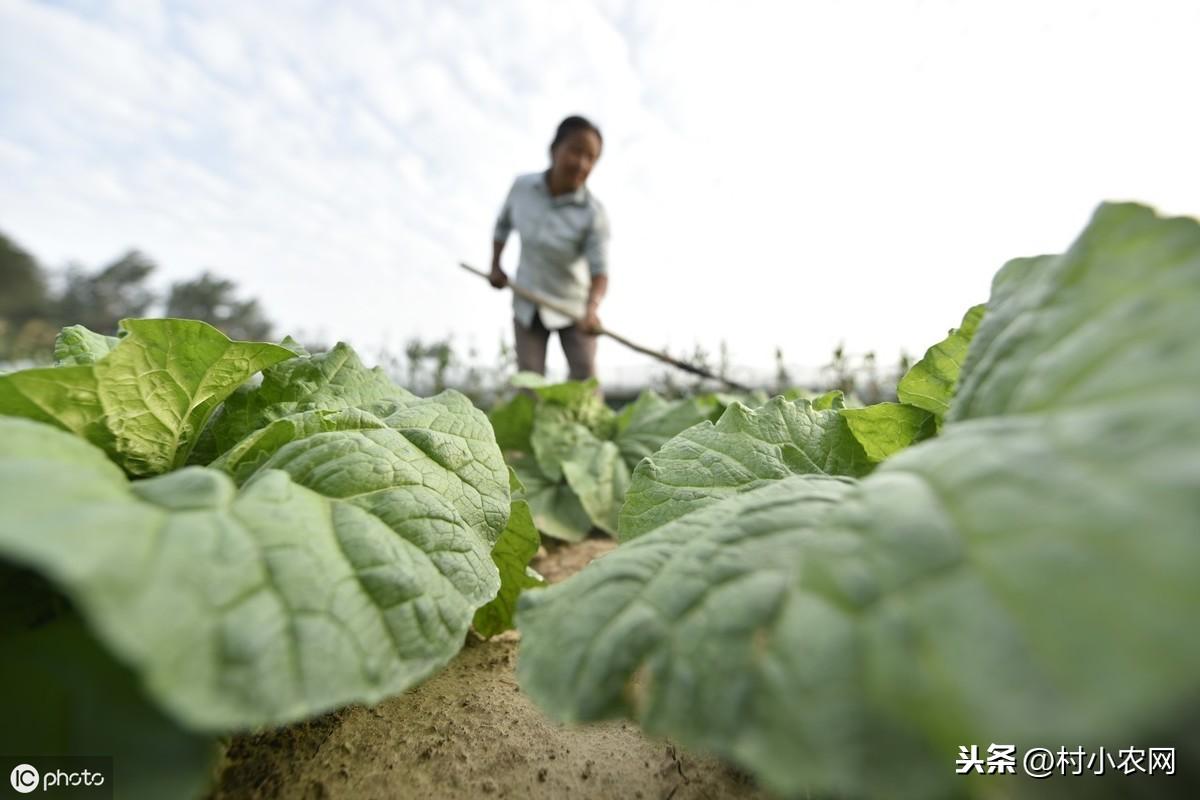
<box><xmin>488</xmin><ymin>392</ymin><xmax>535</xmax><ymax>453</ymax></box>
<box><xmin>191</xmin><ymin>341</ymin><xmax>414</xmax><ymax>465</ymax></box>
<box><xmin>495</xmin><ymin>378</ymin><xmax>658</xmax><ymax>540</ymax></box>
<box><xmin>807</xmin><ymin>389</ymin><xmax>844</xmax><ymax>410</ymax></box>
<box><xmin>211</xmin><ymin>391</ymin><xmax>511</xmax><ymax>547</ymax></box>
<box><xmin>561</xmin><ymin>438</ymin><xmax>631</xmax><ymax>536</ymax></box>
<box><xmin>0</xmin><ymin>413</ymin><xmax>508</xmax><ymax>730</ymax></box>
<box><xmin>839</xmin><ymin>402</ymin><xmax>936</xmax><ymax>462</ymax></box>
<box><xmin>517</xmin><ymin>203</ymin><xmax>1200</xmax><ymax>798</ymax></box>
<box><xmin>208</xmin><ymin>406</ymin><xmax>377</xmax><ymax>485</ymax></box>
<box><xmin>0</xmin><ymin>615</ymin><xmax>216</xmax><ymax>800</ymax></box>
<box><xmin>612</xmin><ymin>391</ymin><xmax>723</xmax><ymax>468</ymax></box>
<box><xmin>0</xmin><ymin>364</ymin><xmax>110</xmax><ymax>449</ymax></box>
<box><xmin>524</xmin><ymin>376</ymin><xmax>616</xmax><ymax>440</ymax></box>
<box><xmin>510</xmin><ymin>454</ymin><xmax>593</xmax><ymax>543</ymax></box>
<box><xmin>839</xmin><ymin>306</ymin><xmax>983</xmax><ymax>461</ymax></box>
<box><xmin>896</xmin><ymin>305</ymin><xmax>985</xmax><ymax>424</ymax></box>
<box><xmin>948</xmin><ymin>214</ymin><xmax>1198</xmax><ymax>419</ymax></box>
<box><xmin>529</xmin><ymin>407</ymin><xmax>601</xmax><ymax>482</ymax></box>
<box><xmin>619</xmin><ymin>394</ymin><xmax>873</xmax><ymax>541</ymax></box>
<box><xmin>95</xmin><ymin>319</ymin><xmax>295</xmax><ymax>475</ymax></box>
<box><xmin>472</xmin><ymin>499</ymin><xmax>544</xmax><ymax>638</ymax></box>
<box><xmin>526</xmin><ymin>391</ymin><xmax>706</xmax><ymax>538</ymax></box>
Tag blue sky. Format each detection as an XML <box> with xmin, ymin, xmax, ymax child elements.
<box><xmin>2</xmin><ymin>0</ymin><xmax>1198</xmax><ymax>384</ymax></box>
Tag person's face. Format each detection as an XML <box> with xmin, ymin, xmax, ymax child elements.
<box><xmin>551</xmin><ymin>129</ymin><xmax>602</xmax><ymax>191</ymax></box>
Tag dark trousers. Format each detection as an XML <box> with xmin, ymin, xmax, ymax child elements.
<box><xmin>514</xmin><ymin>312</ymin><xmax>597</xmax><ymax>381</ymax></box>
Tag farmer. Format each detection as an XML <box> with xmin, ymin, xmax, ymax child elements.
<box><xmin>489</xmin><ymin>115</ymin><xmax>609</xmax><ymax>381</ymax></box>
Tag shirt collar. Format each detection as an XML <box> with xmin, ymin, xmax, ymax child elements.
<box><xmin>540</xmin><ymin>169</ymin><xmax>588</xmax><ymax>206</ymax></box>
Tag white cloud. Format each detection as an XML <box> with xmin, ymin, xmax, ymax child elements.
<box><xmin>178</xmin><ymin>15</ymin><xmax>250</xmax><ymax>78</ymax></box>
<box><xmin>0</xmin><ymin>136</ymin><xmax>35</xmax><ymax>169</ymax></box>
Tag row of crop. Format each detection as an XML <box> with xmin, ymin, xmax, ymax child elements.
<box><xmin>487</xmin><ymin>301</ymin><xmax>989</xmax><ymax>549</ymax></box>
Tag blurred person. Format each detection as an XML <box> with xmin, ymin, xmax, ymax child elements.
<box><xmin>489</xmin><ymin>115</ymin><xmax>609</xmax><ymax>381</ymax></box>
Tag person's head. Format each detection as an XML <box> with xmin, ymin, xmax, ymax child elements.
<box><xmin>548</xmin><ymin>115</ymin><xmax>602</xmax><ymax>193</ymax></box>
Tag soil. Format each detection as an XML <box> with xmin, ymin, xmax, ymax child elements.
<box><xmin>208</xmin><ymin>534</ymin><xmax>776</xmax><ymax>800</ymax></box>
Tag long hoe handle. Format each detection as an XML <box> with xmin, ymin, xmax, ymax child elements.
<box><xmin>458</xmin><ymin>262</ymin><xmax>750</xmax><ymax>392</ymax></box>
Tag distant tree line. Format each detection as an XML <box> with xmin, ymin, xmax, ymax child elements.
<box><xmin>1</xmin><ymin>229</ymin><xmax>272</xmax><ymax>364</ymax></box>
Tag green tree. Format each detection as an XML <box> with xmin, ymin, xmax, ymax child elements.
<box><xmin>0</xmin><ymin>231</ymin><xmax>56</xmax><ymax>363</ymax></box>
<box><xmin>0</xmin><ymin>232</ymin><xmax>49</xmax><ymax>327</ymax></box>
<box><xmin>165</xmin><ymin>271</ymin><xmax>272</xmax><ymax>341</ymax></box>
<box><xmin>55</xmin><ymin>250</ymin><xmax>157</xmax><ymax>335</ymax></box>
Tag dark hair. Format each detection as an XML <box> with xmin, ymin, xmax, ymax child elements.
<box><xmin>550</xmin><ymin>115</ymin><xmax>602</xmax><ymax>153</ymax></box>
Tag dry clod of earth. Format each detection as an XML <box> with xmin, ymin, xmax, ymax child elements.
<box><xmin>209</xmin><ymin>534</ymin><xmax>775</xmax><ymax>799</ymax></box>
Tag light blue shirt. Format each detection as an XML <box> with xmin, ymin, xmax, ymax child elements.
<box><xmin>494</xmin><ymin>170</ymin><xmax>610</xmax><ymax>330</ymax></box>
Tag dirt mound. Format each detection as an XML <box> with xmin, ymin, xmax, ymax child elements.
<box><xmin>209</xmin><ymin>536</ymin><xmax>775</xmax><ymax>799</ymax></box>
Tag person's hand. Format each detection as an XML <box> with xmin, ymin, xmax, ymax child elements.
<box><xmin>489</xmin><ymin>265</ymin><xmax>508</xmax><ymax>289</ymax></box>
<box><xmin>582</xmin><ymin>305</ymin><xmax>602</xmax><ymax>334</ymax></box>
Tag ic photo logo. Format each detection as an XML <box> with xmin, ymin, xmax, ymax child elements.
<box><xmin>9</xmin><ymin>764</ymin><xmax>39</xmax><ymax>794</ymax></box>
<box><xmin>7</xmin><ymin>760</ymin><xmax>109</xmax><ymax>795</ymax></box>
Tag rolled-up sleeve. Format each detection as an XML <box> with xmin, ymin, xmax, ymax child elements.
<box><xmin>493</xmin><ymin>181</ymin><xmax>516</xmax><ymax>243</ymax></box>
<box><xmin>583</xmin><ymin>202</ymin><xmax>610</xmax><ymax>277</ymax></box>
